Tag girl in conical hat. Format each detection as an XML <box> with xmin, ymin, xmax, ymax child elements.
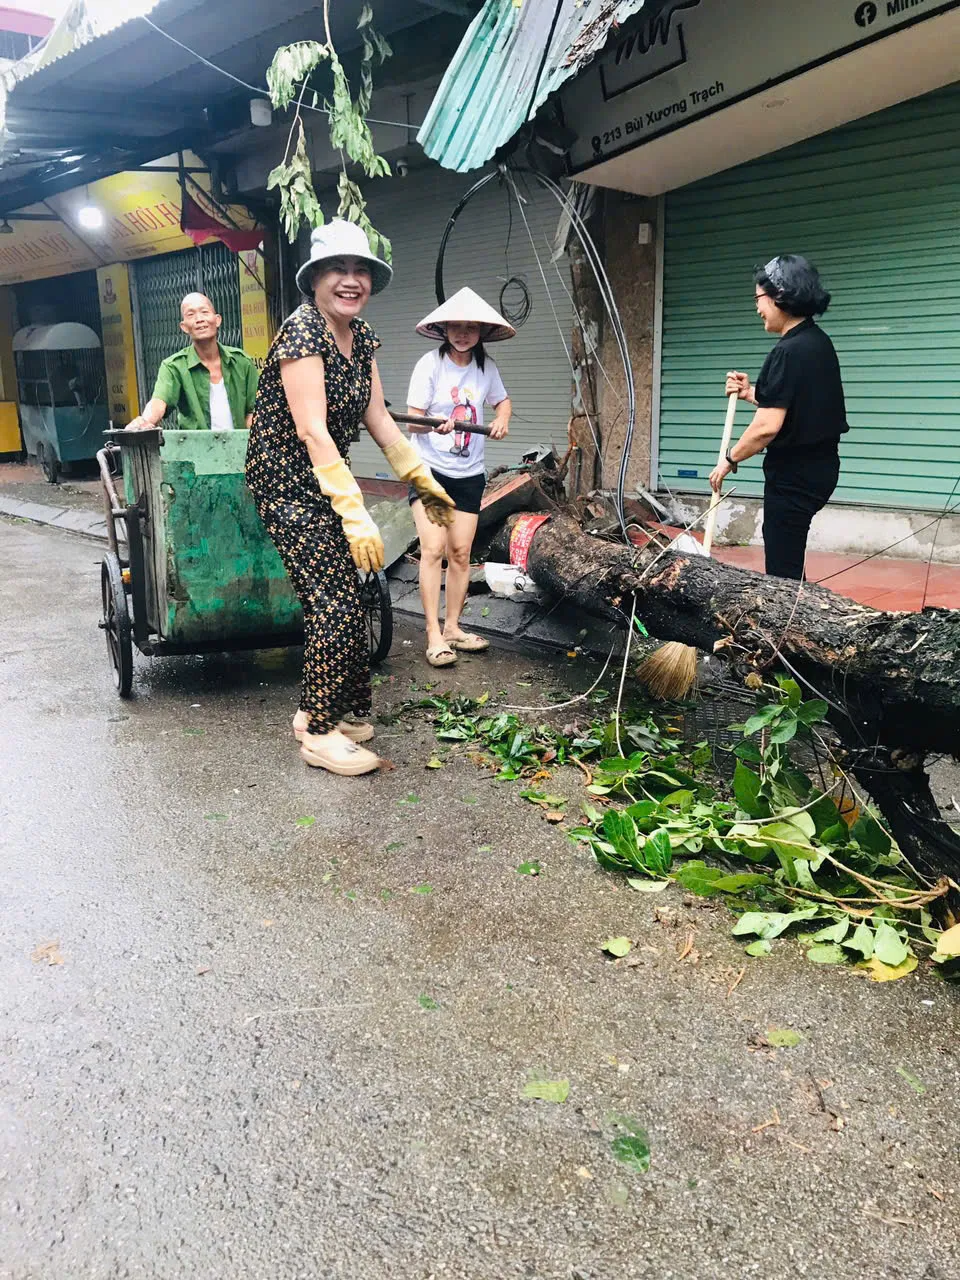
<box><xmin>405</xmin><ymin>287</ymin><xmax>515</xmax><ymax>667</ymax></box>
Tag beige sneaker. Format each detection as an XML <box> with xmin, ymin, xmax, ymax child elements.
<box><xmin>338</xmin><ymin>720</ymin><xmax>374</xmax><ymax>744</ymax></box>
<box><xmin>300</xmin><ymin>729</ymin><xmax>380</xmax><ymax>776</ymax></box>
<box><xmin>293</xmin><ymin>712</ymin><xmax>374</xmax><ymax>744</ymax></box>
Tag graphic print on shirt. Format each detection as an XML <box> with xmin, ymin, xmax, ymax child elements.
<box><xmin>447</xmin><ymin>384</ymin><xmax>478</xmax><ymax>458</ymax></box>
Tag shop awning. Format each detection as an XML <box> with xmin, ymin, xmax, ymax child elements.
<box><xmin>417</xmin><ymin>0</ymin><xmax>650</xmax><ymax>173</ymax></box>
<box><xmin>0</xmin><ymin>0</ymin><xmax>448</xmax><ymax>215</ymax></box>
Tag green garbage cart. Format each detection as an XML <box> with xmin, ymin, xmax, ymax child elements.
<box><xmin>96</xmin><ymin>428</ymin><xmax>392</xmax><ymax>696</ymax></box>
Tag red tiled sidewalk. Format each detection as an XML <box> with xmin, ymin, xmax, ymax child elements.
<box><xmin>713</xmin><ymin>545</ymin><xmax>960</xmax><ymax>612</ymax></box>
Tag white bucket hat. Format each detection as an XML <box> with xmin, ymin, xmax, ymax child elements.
<box><xmin>296</xmin><ymin>218</ymin><xmax>393</xmax><ymax>296</ymax></box>
<box><xmin>416</xmin><ymin>286</ymin><xmax>516</xmax><ymax>342</ymax></box>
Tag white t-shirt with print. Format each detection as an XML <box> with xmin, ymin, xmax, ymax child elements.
<box><xmin>405</xmin><ymin>350</ymin><xmax>508</xmax><ymax>479</ymax></box>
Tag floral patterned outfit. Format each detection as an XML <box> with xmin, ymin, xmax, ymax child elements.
<box><xmin>246</xmin><ymin>301</ymin><xmax>379</xmax><ymax>735</ymax></box>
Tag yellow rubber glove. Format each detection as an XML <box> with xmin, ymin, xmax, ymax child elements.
<box><xmin>382</xmin><ymin>436</ymin><xmax>456</xmax><ymax>528</ymax></box>
<box><xmin>312</xmin><ymin>458</ymin><xmax>385</xmax><ymax>574</ymax></box>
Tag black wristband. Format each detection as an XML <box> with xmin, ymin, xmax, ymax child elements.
<box><xmin>725</xmin><ymin>448</ymin><xmax>738</xmax><ymax>473</ymax></box>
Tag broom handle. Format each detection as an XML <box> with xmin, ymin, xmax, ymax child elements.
<box><xmin>389</xmin><ymin>410</ymin><xmax>492</xmax><ymax>436</ymax></box>
<box><xmin>702</xmin><ymin>393</ymin><xmax>739</xmax><ymax>558</ymax></box>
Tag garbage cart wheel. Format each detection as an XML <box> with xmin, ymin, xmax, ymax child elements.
<box><xmin>359</xmin><ymin>569</ymin><xmax>393</xmax><ymax>666</ymax></box>
<box><xmin>101</xmin><ymin>553</ymin><xmax>133</xmax><ymax>697</ymax></box>
<box><xmin>36</xmin><ymin>440</ymin><xmax>60</xmax><ymax>485</ymax></box>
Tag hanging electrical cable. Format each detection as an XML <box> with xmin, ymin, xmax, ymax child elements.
<box><xmin>433</xmin><ymin>170</ymin><xmax>500</xmax><ymax>305</ymax></box>
<box><xmin>519</xmin><ymin>168</ymin><xmax>636</xmax><ymax>540</ymax></box>
<box><xmin>498</xmin><ymin>276</ymin><xmax>532</xmax><ymax>328</ymax></box>
<box><xmin>432</xmin><ymin>163</ymin><xmax>637</xmax><ymax>539</ymax></box>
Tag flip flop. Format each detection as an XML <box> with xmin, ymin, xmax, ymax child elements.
<box><xmin>426</xmin><ymin>643</ymin><xmax>458</xmax><ymax>668</ymax></box>
<box><xmin>446</xmin><ymin>633</ymin><xmax>489</xmax><ymax>652</ymax></box>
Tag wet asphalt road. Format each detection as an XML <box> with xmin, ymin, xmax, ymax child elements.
<box><xmin>2</xmin><ymin>517</ymin><xmax>960</xmax><ymax>1280</ymax></box>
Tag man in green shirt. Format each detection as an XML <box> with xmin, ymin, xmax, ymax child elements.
<box><xmin>127</xmin><ymin>292</ymin><xmax>258</xmax><ymax>432</ymax></box>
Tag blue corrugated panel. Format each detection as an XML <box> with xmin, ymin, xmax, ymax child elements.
<box><xmin>417</xmin><ymin>0</ymin><xmax>647</xmax><ymax>174</ymax></box>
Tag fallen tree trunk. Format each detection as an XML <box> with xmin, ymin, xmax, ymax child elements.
<box><xmin>488</xmin><ymin>513</ymin><xmax>960</xmax><ymax>882</ymax></box>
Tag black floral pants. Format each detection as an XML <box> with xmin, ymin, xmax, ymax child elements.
<box><xmin>256</xmin><ymin>495</ymin><xmax>371</xmax><ymax>734</ymax></box>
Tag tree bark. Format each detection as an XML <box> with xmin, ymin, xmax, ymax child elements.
<box><xmin>488</xmin><ymin>513</ymin><xmax>960</xmax><ymax>882</ymax></box>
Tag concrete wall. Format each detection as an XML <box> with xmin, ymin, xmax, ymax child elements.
<box><xmin>665</xmin><ymin>492</ymin><xmax>960</xmax><ymax>565</ymax></box>
<box><xmin>597</xmin><ymin>192</ymin><xmax>658</xmax><ymax>493</ymax></box>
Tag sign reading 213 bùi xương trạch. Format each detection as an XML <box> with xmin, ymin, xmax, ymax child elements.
<box><xmin>562</xmin><ymin>0</ymin><xmax>960</xmax><ymax>175</ymax></box>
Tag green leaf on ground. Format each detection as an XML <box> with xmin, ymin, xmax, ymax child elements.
<box><xmin>626</xmin><ymin>877</ymin><xmax>670</xmax><ymax>893</ymax></box>
<box><xmin>410</xmin><ymin>883</ymin><xmax>433</xmax><ymax>895</ymax></box>
<box><xmin>425</xmin><ymin>757</ymin><xmax>444</xmax><ymax>769</ymax></box>
<box><xmin>767</xmin><ymin>1028</ymin><xmax>803</xmax><ymax>1048</ymax></box>
<box><xmin>522</xmin><ymin>1075</ymin><xmax>569</xmax><ymax>1103</ymax></box>
<box><xmin>674</xmin><ymin>861</ymin><xmax>770</xmax><ymax>897</ymax></box>
<box><xmin>418</xmin><ymin>994</ymin><xmax>439</xmax><ymax>1010</ymax></box>
<box><xmin>797</xmin><ymin>698</ymin><xmax>829</xmax><ymax>725</ymax></box>
<box><xmin>611</xmin><ymin>1133</ymin><xmax>651</xmax><ymax>1173</ymax></box>
<box><xmin>874</xmin><ymin>921</ymin><xmax>909</xmax><ymax>968</ymax></box>
<box><xmin>896</xmin><ymin>1065</ymin><xmax>926</xmax><ymax>1096</ymax></box>
<box><xmin>733</xmin><ymin>762</ymin><xmax>763</xmax><ymax>816</ymax></box>
<box><xmin>609</xmin><ymin>1114</ymin><xmax>650</xmax><ymax>1173</ymax></box>
<box><xmin>844</xmin><ymin>922</ymin><xmax>875</xmax><ymax>959</ymax></box>
<box><xmin>806</xmin><ymin>943</ymin><xmax>847</xmax><ymax>965</ymax></box>
<box><xmin>399</xmin><ymin>793</ymin><xmax>420</xmax><ymax>805</ymax></box>
<box><xmin>744</xmin><ymin>939</ymin><xmax>773</xmax><ymax>957</ymax></box>
<box><xmin>481</xmin><ymin>606</ymin><xmax>490</xmax><ymax>617</ymax></box>
<box><xmin>516</xmin><ymin>861</ymin><xmax>542</xmax><ymax>876</ymax></box>
<box><xmin>384</xmin><ymin>840</ymin><xmax>404</xmax><ymax>852</ymax></box>
<box><xmin>731</xmin><ymin>907</ymin><xmax>819</xmax><ymax>940</ymax></box>
<box><xmin>295</xmin><ymin>815</ymin><xmax>316</xmax><ymax>827</ymax></box>
<box><xmin>602</xmin><ymin>936</ymin><xmax>632</xmax><ymax>958</ymax></box>
<box><xmin>812</xmin><ymin>918</ymin><xmax>850</xmax><ymax>944</ymax></box>
<box><xmin>477</xmin><ymin>844</ymin><xmax>493</xmax><ymax>853</ymax></box>
<box><xmin>643</xmin><ymin>829</ymin><xmax>674</xmax><ymax>877</ymax></box>
<box><xmin>850</xmin><ymin>812</ymin><xmax>892</xmax><ymax>858</ymax></box>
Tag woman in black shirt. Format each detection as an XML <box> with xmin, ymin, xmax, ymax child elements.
<box><xmin>709</xmin><ymin>254</ymin><xmax>847</xmax><ymax>580</ymax></box>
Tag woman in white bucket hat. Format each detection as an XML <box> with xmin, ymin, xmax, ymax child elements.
<box><xmin>405</xmin><ymin>286</ymin><xmax>514</xmax><ymax>667</ymax></box>
<box><xmin>246</xmin><ymin>219</ymin><xmax>454</xmax><ymax>775</ymax></box>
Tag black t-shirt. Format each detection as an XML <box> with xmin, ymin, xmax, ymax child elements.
<box><xmin>755</xmin><ymin>318</ymin><xmax>848</xmax><ymax>457</ymax></box>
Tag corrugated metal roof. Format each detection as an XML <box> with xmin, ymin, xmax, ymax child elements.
<box><xmin>417</xmin><ymin>0</ymin><xmax>648</xmax><ymax>173</ymax></box>
<box><xmin>6</xmin><ymin>0</ymin><xmax>160</xmax><ymax>85</ymax></box>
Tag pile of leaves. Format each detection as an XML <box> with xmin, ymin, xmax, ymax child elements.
<box><xmin>410</xmin><ymin>681</ymin><xmax>954</xmax><ymax>979</ymax></box>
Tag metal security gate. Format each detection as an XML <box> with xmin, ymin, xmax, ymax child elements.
<box><xmin>657</xmin><ymin>83</ymin><xmax>960</xmax><ymax>510</ymax></box>
<box><xmin>132</xmin><ymin>241</ymin><xmax>242</xmax><ymax>408</ymax></box>
<box><xmin>351</xmin><ymin>164</ymin><xmax>574</xmax><ymax>478</ymax></box>
<box><xmin>15</xmin><ymin>270</ymin><xmax>103</xmax><ymax>337</ymax></box>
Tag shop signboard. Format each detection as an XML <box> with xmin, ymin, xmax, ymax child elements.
<box><xmin>564</xmin><ymin>0</ymin><xmax>960</xmax><ymax>174</ymax></box>
<box><xmin>97</xmin><ymin>264</ymin><xmax>140</xmax><ymax>425</ymax></box>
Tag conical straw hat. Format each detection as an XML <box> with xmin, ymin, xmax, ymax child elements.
<box><xmin>416</xmin><ymin>286</ymin><xmax>516</xmax><ymax>342</ymax></box>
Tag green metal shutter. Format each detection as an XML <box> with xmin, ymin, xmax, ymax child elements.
<box><xmin>348</xmin><ymin>165</ymin><xmax>574</xmax><ymax>478</ymax></box>
<box><xmin>658</xmin><ymin>84</ymin><xmax>960</xmax><ymax>510</ymax></box>
<box><xmin>133</xmin><ymin>241</ymin><xmax>242</xmax><ymax>405</ymax></box>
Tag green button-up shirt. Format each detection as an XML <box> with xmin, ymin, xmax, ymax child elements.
<box><xmin>152</xmin><ymin>342</ymin><xmax>259</xmax><ymax>431</ymax></box>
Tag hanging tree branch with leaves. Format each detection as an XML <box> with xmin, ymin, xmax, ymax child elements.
<box><xmin>266</xmin><ymin>2</ymin><xmax>393</xmax><ymax>260</ymax></box>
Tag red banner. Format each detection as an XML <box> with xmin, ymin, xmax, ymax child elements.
<box><xmin>509</xmin><ymin>513</ymin><xmax>551</xmax><ymax>571</ymax></box>
<box><xmin>180</xmin><ymin>190</ymin><xmax>262</xmax><ymax>253</ymax></box>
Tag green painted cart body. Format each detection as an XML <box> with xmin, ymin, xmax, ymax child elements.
<box><xmin>96</xmin><ymin>428</ymin><xmax>391</xmax><ymax>695</ymax></box>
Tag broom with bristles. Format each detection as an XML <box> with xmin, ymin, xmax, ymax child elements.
<box><xmin>637</xmin><ymin>391</ymin><xmax>739</xmax><ymax>701</ymax></box>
